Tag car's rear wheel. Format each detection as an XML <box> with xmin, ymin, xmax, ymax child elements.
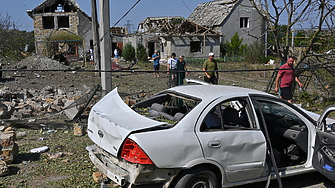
<box><xmin>173</xmin><ymin>167</ymin><xmax>219</xmax><ymax>188</ymax></box>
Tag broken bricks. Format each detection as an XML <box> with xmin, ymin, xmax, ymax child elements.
<box><xmin>0</xmin><ymin>130</ymin><xmax>19</xmax><ymax>164</ymax></box>
<box><xmin>92</xmin><ymin>171</ymin><xmax>107</xmax><ymax>184</ymax></box>
<box><xmin>0</xmin><ymin>159</ymin><xmax>9</xmax><ymax>176</ymax></box>
<box><xmin>73</xmin><ymin>123</ymin><xmax>84</xmax><ymax>136</ymax></box>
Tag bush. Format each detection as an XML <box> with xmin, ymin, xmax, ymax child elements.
<box><xmin>136</xmin><ymin>43</ymin><xmax>147</xmax><ymax>62</ymax></box>
<box><xmin>122</xmin><ymin>43</ymin><xmax>135</xmax><ymax>61</ymax></box>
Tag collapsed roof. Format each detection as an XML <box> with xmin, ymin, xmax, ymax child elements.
<box><xmin>188</xmin><ymin>0</ymin><xmax>239</xmax><ymax>28</ymax></box>
<box><xmin>110</xmin><ymin>27</ymin><xmax>128</xmax><ymax>35</ymax></box>
<box><xmin>138</xmin><ymin>16</ymin><xmax>223</xmax><ymax>36</ymax></box>
<box><xmin>27</xmin><ymin>0</ymin><xmax>91</xmax><ymax>20</ymax></box>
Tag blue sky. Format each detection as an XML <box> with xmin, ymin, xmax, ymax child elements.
<box><xmin>0</xmin><ymin>0</ymin><xmax>206</xmax><ymax>31</ymax></box>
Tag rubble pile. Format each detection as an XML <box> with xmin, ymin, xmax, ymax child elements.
<box><xmin>0</xmin><ymin>85</ymin><xmax>92</xmax><ymax>120</ymax></box>
<box><xmin>14</xmin><ymin>55</ymin><xmax>71</xmax><ymax>70</ymax></box>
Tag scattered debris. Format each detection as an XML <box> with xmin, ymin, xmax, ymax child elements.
<box><xmin>73</xmin><ymin>124</ymin><xmax>84</xmax><ymax>136</ymax></box>
<box><xmin>16</xmin><ymin>131</ymin><xmax>26</xmax><ymax>138</ymax></box>
<box><xmin>0</xmin><ymin>159</ymin><xmax>9</xmax><ymax>176</ymax></box>
<box><xmin>15</xmin><ymin>55</ymin><xmax>70</xmax><ymax>70</ymax></box>
<box><xmin>46</xmin><ymin>152</ymin><xmax>73</xmax><ymax>159</ymax></box>
<box><xmin>92</xmin><ymin>171</ymin><xmax>107</xmax><ymax>184</ymax></box>
<box><xmin>37</xmin><ymin>137</ymin><xmax>45</xmax><ymax>141</ymax></box>
<box><xmin>30</xmin><ymin>146</ymin><xmax>49</xmax><ymax>153</ymax></box>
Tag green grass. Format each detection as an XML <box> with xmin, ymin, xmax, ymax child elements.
<box><xmin>1</xmin><ymin>121</ymin><xmax>101</xmax><ymax>188</ymax></box>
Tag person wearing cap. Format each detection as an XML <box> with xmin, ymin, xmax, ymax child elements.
<box><xmin>152</xmin><ymin>50</ymin><xmax>160</xmax><ymax>78</ymax></box>
<box><xmin>203</xmin><ymin>52</ymin><xmax>219</xmax><ymax>84</ymax></box>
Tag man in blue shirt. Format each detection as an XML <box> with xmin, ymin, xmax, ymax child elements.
<box><xmin>152</xmin><ymin>50</ymin><xmax>160</xmax><ymax>78</ymax></box>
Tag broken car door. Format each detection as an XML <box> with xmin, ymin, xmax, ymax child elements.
<box><xmin>313</xmin><ymin>105</ymin><xmax>335</xmax><ymax>182</ymax></box>
<box><xmin>195</xmin><ymin>97</ymin><xmax>267</xmax><ymax>183</ymax></box>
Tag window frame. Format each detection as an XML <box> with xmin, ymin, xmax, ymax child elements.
<box><xmin>190</xmin><ymin>41</ymin><xmax>201</xmax><ymax>53</ymax></box>
<box><xmin>240</xmin><ymin>17</ymin><xmax>249</xmax><ymax>28</ymax></box>
<box><xmin>57</xmin><ymin>16</ymin><xmax>70</xmax><ymax>29</ymax></box>
<box><xmin>42</xmin><ymin>16</ymin><xmax>55</xmax><ymax>29</ymax></box>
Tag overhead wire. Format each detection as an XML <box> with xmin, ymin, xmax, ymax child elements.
<box><xmin>96</xmin><ymin>0</ymin><xmax>142</xmax><ymax>46</ymax></box>
<box><xmin>181</xmin><ymin>0</ymin><xmax>193</xmax><ymax>13</ymax></box>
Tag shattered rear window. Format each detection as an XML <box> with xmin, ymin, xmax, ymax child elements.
<box><xmin>132</xmin><ymin>92</ymin><xmax>200</xmax><ymax>125</ymax></box>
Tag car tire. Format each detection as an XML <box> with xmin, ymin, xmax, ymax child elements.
<box><xmin>173</xmin><ymin>167</ymin><xmax>219</xmax><ymax>188</ymax></box>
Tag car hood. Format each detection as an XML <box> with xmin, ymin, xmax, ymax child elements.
<box><xmin>87</xmin><ymin>88</ymin><xmax>163</xmax><ymax>157</ymax></box>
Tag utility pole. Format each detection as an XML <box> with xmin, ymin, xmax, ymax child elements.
<box><xmin>99</xmin><ymin>0</ymin><xmax>112</xmax><ymax>95</ymax></box>
<box><xmin>91</xmin><ymin>0</ymin><xmax>100</xmax><ymax>76</ymax></box>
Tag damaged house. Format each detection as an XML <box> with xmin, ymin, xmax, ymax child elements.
<box><xmin>124</xmin><ymin>16</ymin><xmax>223</xmax><ymax>59</ymax></box>
<box><xmin>111</xmin><ymin>27</ymin><xmax>128</xmax><ymax>57</ymax></box>
<box><xmin>188</xmin><ymin>0</ymin><xmax>264</xmax><ymax>45</ymax></box>
<box><xmin>27</xmin><ymin>0</ymin><xmax>93</xmax><ymax>61</ymax></box>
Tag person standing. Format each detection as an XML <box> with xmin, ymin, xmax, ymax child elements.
<box><xmin>177</xmin><ymin>55</ymin><xmax>188</xmax><ymax>86</ymax></box>
<box><xmin>89</xmin><ymin>48</ymin><xmax>94</xmax><ymax>65</ymax></box>
<box><xmin>152</xmin><ymin>50</ymin><xmax>160</xmax><ymax>78</ymax></box>
<box><xmin>114</xmin><ymin>47</ymin><xmax>119</xmax><ymax>64</ymax></box>
<box><xmin>274</xmin><ymin>56</ymin><xmax>303</xmax><ymax>103</ymax></box>
<box><xmin>167</xmin><ymin>53</ymin><xmax>178</xmax><ymax>87</ymax></box>
<box><xmin>203</xmin><ymin>52</ymin><xmax>219</xmax><ymax>85</ymax></box>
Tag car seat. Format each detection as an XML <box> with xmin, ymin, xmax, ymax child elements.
<box><xmin>222</xmin><ymin>107</ymin><xmax>239</xmax><ymax>126</ymax></box>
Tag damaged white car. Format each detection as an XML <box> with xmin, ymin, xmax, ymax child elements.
<box><xmin>87</xmin><ymin>84</ymin><xmax>335</xmax><ymax>188</ymax></box>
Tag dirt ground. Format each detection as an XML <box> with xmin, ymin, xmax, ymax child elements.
<box><xmin>0</xmin><ymin>56</ymin><xmax>333</xmax><ymax>187</ymax></box>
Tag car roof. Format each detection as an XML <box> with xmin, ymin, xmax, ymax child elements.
<box><xmin>167</xmin><ymin>85</ymin><xmax>272</xmax><ymax>101</ymax></box>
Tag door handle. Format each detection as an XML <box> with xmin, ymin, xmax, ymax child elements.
<box><xmin>208</xmin><ymin>141</ymin><xmax>221</xmax><ymax>148</ymax></box>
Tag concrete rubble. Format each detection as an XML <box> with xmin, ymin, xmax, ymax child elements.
<box><xmin>0</xmin><ymin>55</ymin><xmax>94</xmax><ymax>121</ymax></box>
<box><xmin>0</xmin><ymin>85</ymin><xmax>91</xmax><ymax>120</ymax></box>
<box><xmin>0</xmin><ymin>55</ymin><xmax>155</xmax><ymax>121</ymax></box>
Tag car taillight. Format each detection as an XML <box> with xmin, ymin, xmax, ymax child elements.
<box><xmin>121</xmin><ymin>139</ymin><xmax>154</xmax><ymax>164</ymax></box>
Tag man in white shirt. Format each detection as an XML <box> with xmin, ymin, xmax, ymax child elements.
<box><xmin>167</xmin><ymin>53</ymin><xmax>178</xmax><ymax>87</ymax></box>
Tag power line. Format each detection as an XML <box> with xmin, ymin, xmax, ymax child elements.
<box><xmin>112</xmin><ymin>0</ymin><xmax>141</xmax><ymax>27</ymax></box>
<box><xmin>97</xmin><ymin>0</ymin><xmax>141</xmax><ymax>44</ymax></box>
<box><xmin>181</xmin><ymin>0</ymin><xmax>192</xmax><ymax>13</ymax></box>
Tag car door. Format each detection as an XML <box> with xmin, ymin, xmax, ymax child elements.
<box><xmin>195</xmin><ymin>97</ymin><xmax>267</xmax><ymax>183</ymax></box>
<box><xmin>312</xmin><ymin>105</ymin><xmax>335</xmax><ymax>181</ymax></box>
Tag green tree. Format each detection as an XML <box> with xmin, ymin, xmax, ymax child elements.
<box><xmin>0</xmin><ymin>12</ymin><xmax>35</xmax><ymax>60</ymax></box>
<box><xmin>136</xmin><ymin>43</ymin><xmax>147</xmax><ymax>62</ymax></box>
<box><xmin>122</xmin><ymin>43</ymin><xmax>135</xmax><ymax>61</ymax></box>
<box><xmin>224</xmin><ymin>32</ymin><xmax>247</xmax><ymax>56</ymax></box>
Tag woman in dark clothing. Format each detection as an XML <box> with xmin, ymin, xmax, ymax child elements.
<box><xmin>177</xmin><ymin>55</ymin><xmax>188</xmax><ymax>86</ymax></box>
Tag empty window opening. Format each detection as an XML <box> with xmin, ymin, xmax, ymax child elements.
<box><xmin>190</xmin><ymin>41</ymin><xmax>201</xmax><ymax>53</ymax></box>
<box><xmin>58</xmin><ymin>16</ymin><xmax>69</xmax><ymax>28</ymax></box>
<box><xmin>42</xmin><ymin>16</ymin><xmax>55</xmax><ymax>29</ymax></box>
<box><xmin>161</xmin><ymin>43</ymin><xmax>164</xmax><ymax>53</ymax></box>
<box><xmin>240</xmin><ymin>17</ymin><xmax>249</xmax><ymax>28</ymax></box>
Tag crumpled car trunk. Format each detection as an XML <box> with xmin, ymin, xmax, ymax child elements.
<box><xmin>87</xmin><ymin>88</ymin><xmax>163</xmax><ymax>157</ymax></box>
